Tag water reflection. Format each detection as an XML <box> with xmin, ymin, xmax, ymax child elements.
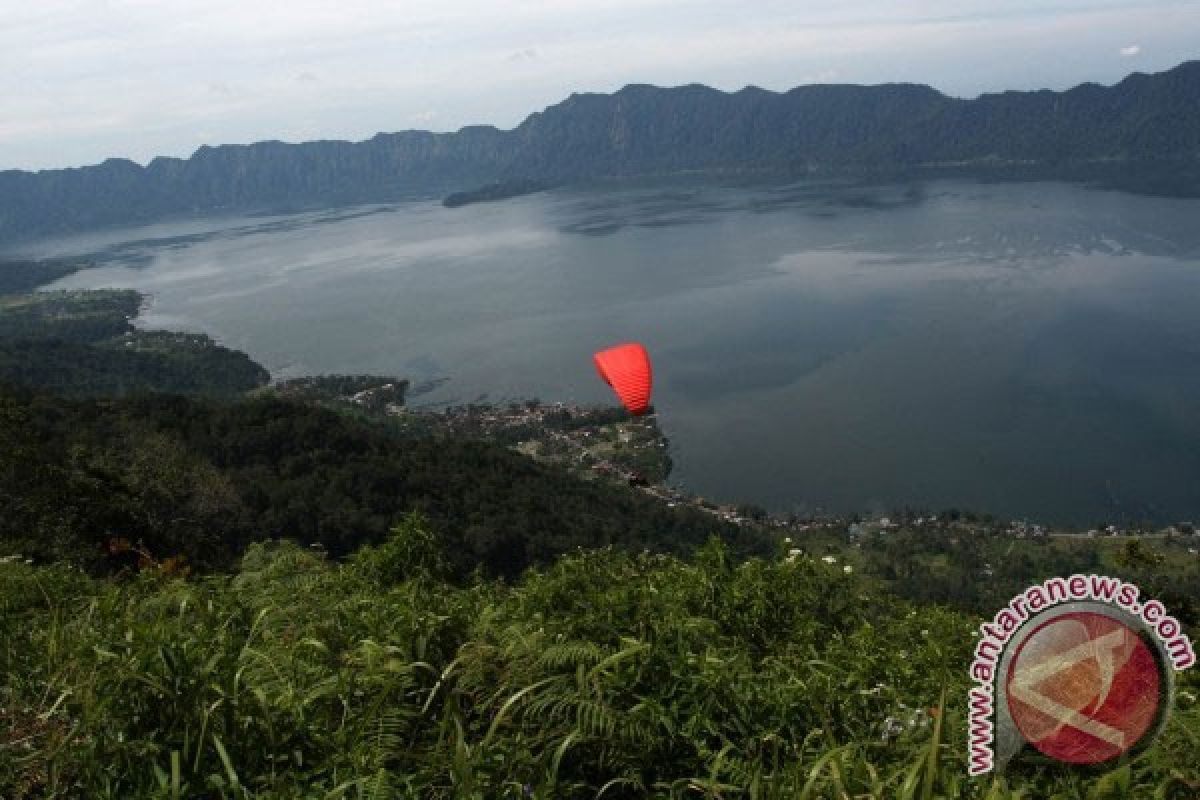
<box><xmin>24</xmin><ymin>178</ymin><xmax>1200</xmax><ymax>524</ymax></box>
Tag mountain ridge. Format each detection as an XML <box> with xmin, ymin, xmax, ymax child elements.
<box><xmin>2</xmin><ymin>60</ymin><xmax>1199</xmax><ymax>243</ymax></box>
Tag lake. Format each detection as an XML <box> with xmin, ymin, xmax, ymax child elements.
<box><xmin>14</xmin><ymin>177</ymin><xmax>1200</xmax><ymax>525</ymax></box>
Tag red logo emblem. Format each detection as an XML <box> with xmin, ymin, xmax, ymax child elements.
<box><xmin>1005</xmin><ymin>611</ymin><xmax>1163</xmax><ymax>764</ymax></box>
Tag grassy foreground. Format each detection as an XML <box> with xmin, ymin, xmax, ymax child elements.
<box><xmin>2</xmin><ymin>518</ymin><xmax>1198</xmax><ymax>799</ymax></box>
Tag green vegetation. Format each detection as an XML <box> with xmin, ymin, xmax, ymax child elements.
<box><xmin>0</xmin><ymin>290</ymin><xmax>139</xmax><ymax>341</ymax></box>
<box><xmin>0</xmin><ymin>290</ymin><xmax>268</xmax><ymax>396</ymax></box>
<box><xmin>0</xmin><ymin>336</ymin><xmax>268</xmax><ymax>397</ymax></box>
<box><xmin>395</xmin><ymin>403</ymin><xmax>673</xmax><ymax>485</ymax></box>
<box><xmin>3</xmin><ymin>526</ymin><xmax>1197</xmax><ymax>798</ymax></box>
<box><xmin>270</xmin><ymin>375</ymin><xmax>409</xmax><ymax>415</ymax></box>
<box><xmin>783</xmin><ymin>521</ymin><xmax>1200</xmax><ymax>628</ymax></box>
<box><xmin>0</xmin><ymin>259</ymin><xmax>90</xmax><ymax>293</ymax></box>
<box><xmin>0</xmin><ymin>386</ymin><xmax>764</xmax><ymax>577</ymax></box>
<box><xmin>443</xmin><ymin>178</ymin><xmax>550</xmax><ymax>208</ymax></box>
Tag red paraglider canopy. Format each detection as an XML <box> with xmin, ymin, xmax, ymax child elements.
<box><xmin>593</xmin><ymin>342</ymin><xmax>653</xmax><ymax>415</ymax></box>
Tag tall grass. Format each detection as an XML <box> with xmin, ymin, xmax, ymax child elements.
<box><xmin>2</xmin><ymin>522</ymin><xmax>1197</xmax><ymax>798</ymax></box>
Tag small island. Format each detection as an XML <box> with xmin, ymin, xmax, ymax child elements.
<box><xmin>442</xmin><ymin>177</ymin><xmax>550</xmax><ymax>208</ymax></box>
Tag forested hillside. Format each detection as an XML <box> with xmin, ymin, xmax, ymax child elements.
<box><xmin>0</xmin><ymin>279</ymin><xmax>758</xmax><ymax>577</ymax></box>
<box><xmin>0</xmin><ymin>291</ymin><xmax>268</xmax><ymax>396</ymax></box>
<box><xmin>0</xmin><ymin>386</ymin><xmax>764</xmax><ymax>576</ymax></box>
<box><xmin>0</xmin><ymin>259</ymin><xmax>90</xmax><ymax>293</ymax></box>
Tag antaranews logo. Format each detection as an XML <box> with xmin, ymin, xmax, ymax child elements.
<box><xmin>967</xmin><ymin>575</ymin><xmax>1195</xmax><ymax>775</ymax></box>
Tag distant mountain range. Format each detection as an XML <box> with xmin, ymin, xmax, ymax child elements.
<box><xmin>2</xmin><ymin>61</ymin><xmax>1199</xmax><ymax>243</ymax></box>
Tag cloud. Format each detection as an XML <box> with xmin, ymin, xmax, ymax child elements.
<box><xmin>2</xmin><ymin>0</ymin><xmax>1199</xmax><ymax>169</ymax></box>
<box><xmin>507</xmin><ymin>48</ymin><xmax>539</xmax><ymax>63</ymax></box>
<box><xmin>799</xmin><ymin>68</ymin><xmax>840</xmax><ymax>84</ymax></box>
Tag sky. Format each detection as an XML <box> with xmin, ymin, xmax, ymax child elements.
<box><xmin>2</xmin><ymin>0</ymin><xmax>1198</xmax><ymax>171</ymax></box>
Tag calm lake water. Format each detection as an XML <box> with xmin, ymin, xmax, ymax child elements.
<box><xmin>15</xmin><ymin>178</ymin><xmax>1200</xmax><ymax>525</ymax></box>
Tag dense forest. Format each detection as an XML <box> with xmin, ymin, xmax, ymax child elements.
<box><xmin>0</xmin><ymin>290</ymin><xmax>268</xmax><ymax>396</ymax></box>
<box><xmin>0</xmin><ymin>259</ymin><xmax>90</xmax><ymax>293</ymax></box>
<box><xmin>2</xmin><ymin>61</ymin><xmax>1199</xmax><ymax>241</ymax></box>
<box><xmin>0</xmin><ymin>386</ymin><xmax>764</xmax><ymax>577</ymax></box>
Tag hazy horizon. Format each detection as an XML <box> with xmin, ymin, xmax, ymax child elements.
<box><xmin>4</xmin><ymin>0</ymin><xmax>1198</xmax><ymax>172</ymax></box>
